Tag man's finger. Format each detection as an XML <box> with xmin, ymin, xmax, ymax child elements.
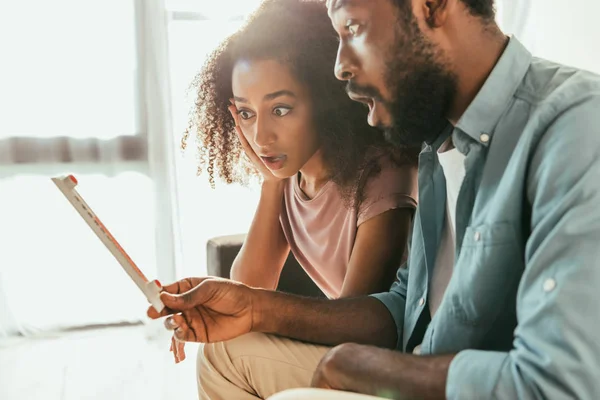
<box><xmin>174</xmin><ymin>339</ymin><xmax>186</xmax><ymax>363</ymax></box>
<box><xmin>161</xmin><ymin>277</ymin><xmax>210</xmax><ymax>295</ymax></box>
<box><xmin>171</xmin><ymin>336</ymin><xmax>179</xmax><ymax>363</ymax></box>
<box><xmin>146</xmin><ymin>305</ymin><xmax>176</xmax><ymax>319</ymax></box>
<box><xmin>179</xmin><ymin>343</ymin><xmax>187</xmax><ymax>361</ymax></box>
<box><xmin>160</xmin><ymin>279</ymin><xmax>215</xmax><ymax>311</ymax></box>
<box><xmin>164</xmin><ymin>314</ymin><xmax>186</xmax><ymax>331</ymax></box>
<box><xmin>147</xmin><ymin>278</ymin><xmax>214</xmax><ymax>319</ymax></box>
<box><xmin>174</xmin><ymin>326</ymin><xmax>193</xmax><ymax>342</ymax></box>
<box><xmin>161</xmin><ymin>281</ymin><xmax>184</xmax><ymax>294</ymax></box>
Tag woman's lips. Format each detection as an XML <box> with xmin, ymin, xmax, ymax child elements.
<box><xmin>260</xmin><ymin>155</ymin><xmax>287</xmax><ymax>171</ymax></box>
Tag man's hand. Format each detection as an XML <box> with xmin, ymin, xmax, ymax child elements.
<box><xmin>147</xmin><ymin>277</ymin><xmax>398</xmax><ymax>350</ymax></box>
<box><xmin>312</xmin><ymin>343</ymin><xmax>386</xmax><ymax>395</ymax></box>
<box><xmin>312</xmin><ymin>343</ymin><xmax>455</xmax><ymax>399</ymax></box>
<box><xmin>147</xmin><ymin>277</ymin><xmax>256</xmax><ymax>343</ymax></box>
<box><xmin>170</xmin><ymin>335</ymin><xmax>186</xmax><ymax>363</ymax></box>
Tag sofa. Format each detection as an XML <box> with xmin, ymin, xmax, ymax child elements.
<box><xmin>206</xmin><ymin>234</ymin><xmax>325</xmax><ymax>298</ymax></box>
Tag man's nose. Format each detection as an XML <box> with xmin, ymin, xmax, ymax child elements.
<box><xmin>334</xmin><ymin>41</ymin><xmax>358</xmax><ymax>81</ymax></box>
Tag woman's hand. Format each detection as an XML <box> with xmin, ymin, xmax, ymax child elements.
<box><xmin>228</xmin><ymin>104</ymin><xmax>282</xmax><ymax>183</ymax></box>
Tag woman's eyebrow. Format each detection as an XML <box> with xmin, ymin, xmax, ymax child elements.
<box><xmin>264</xmin><ymin>90</ymin><xmax>296</xmax><ymax>101</ymax></box>
<box><xmin>233</xmin><ymin>90</ymin><xmax>296</xmax><ymax>104</ymax></box>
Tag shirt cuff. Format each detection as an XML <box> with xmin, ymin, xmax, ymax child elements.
<box><xmin>370</xmin><ymin>291</ymin><xmax>405</xmax><ymax>350</ymax></box>
<box><xmin>446</xmin><ymin>349</ymin><xmax>509</xmax><ymax>400</ymax></box>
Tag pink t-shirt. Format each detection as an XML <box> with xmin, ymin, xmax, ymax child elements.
<box><xmin>279</xmin><ymin>157</ymin><xmax>418</xmax><ymax>298</ymax></box>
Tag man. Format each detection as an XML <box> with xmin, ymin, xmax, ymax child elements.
<box><xmin>148</xmin><ymin>0</ymin><xmax>600</xmax><ymax>398</ymax></box>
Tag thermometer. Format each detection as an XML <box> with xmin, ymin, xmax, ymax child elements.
<box><xmin>51</xmin><ymin>174</ymin><xmax>165</xmax><ymax>313</ymax></box>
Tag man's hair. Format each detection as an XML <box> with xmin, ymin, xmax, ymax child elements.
<box><xmin>459</xmin><ymin>0</ymin><xmax>495</xmax><ymax>19</ymax></box>
<box><xmin>390</xmin><ymin>0</ymin><xmax>495</xmax><ymax>20</ymax></box>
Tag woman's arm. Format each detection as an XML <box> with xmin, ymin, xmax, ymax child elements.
<box><xmin>339</xmin><ymin>207</ymin><xmax>413</xmax><ymax>297</ymax></box>
<box><xmin>230</xmin><ymin>180</ymin><xmax>290</xmax><ymax>290</ymax></box>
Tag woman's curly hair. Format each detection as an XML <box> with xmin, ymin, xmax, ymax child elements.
<box><xmin>183</xmin><ymin>0</ymin><xmax>418</xmax><ymax>208</ymax></box>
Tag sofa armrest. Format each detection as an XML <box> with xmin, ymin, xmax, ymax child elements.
<box><xmin>206</xmin><ymin>234</ymin><xmax>247</xmax><ymax>279</ymax></box>
<box><xmin>206</xmin><ymin>234</ymin><xmax>325</xmax><ymax>298</ymax></box>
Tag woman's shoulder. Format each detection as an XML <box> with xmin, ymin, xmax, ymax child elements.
<box><xmin>356</xmin><ymin>148</ymin><xmax>419</xmax><ymax>225</ymax></box>
<box><xmin>362</xmin><ymin>148</ymin><xmax>418</xmax><ymax>195</ymax></box>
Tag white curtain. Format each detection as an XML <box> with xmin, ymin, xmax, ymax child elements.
<box><xmin>0</xmin><ymin>0</ymin><xmax>180</xmax><ymax>337</ymax></box>
<box><xmin>497</xmin><ymin>0</ymin><xmax>600</xmax><ymax>73</ymax></box>
<box><xmin>166</xmin><ymin>0</ymin><xmax>263</xmax><ymax>278</ymax></box>
<box><xmin>138</xmin><ymin>0</ymin><xmax>183</xmax><ymax>284</ymax></box>
<box><xmin>0</xmin><ymin>0</ymin><xmax>146</xmax><ymax>164</ymax></box>
<box><xmin>496</xmin><ymin>0</ymin><xmax>534</xmax><ymax>49</ymax></box>
<box><xmin>0</xmin><ymin>0</ymin><xmax>268</xmax><ymax>339</ymax></box>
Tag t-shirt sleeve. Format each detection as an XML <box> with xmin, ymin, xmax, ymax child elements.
<box><xmin>357</xmin><ymin>157</ymin><xmax>418</xmax><ymax>226</ymax></box>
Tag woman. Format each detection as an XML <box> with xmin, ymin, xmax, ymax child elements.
<box><xmin>172</xmin><ymin>0</ymin><xmax>418</xmax><ymax>362</ymax></box>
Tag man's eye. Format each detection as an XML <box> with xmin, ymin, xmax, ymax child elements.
<box><xmin>348</xmin><ymin>23</ymin><xmax>359</xmax><ymax>36</ymax></box>
<box><xmin>273</xmin><ymin>107</ymin><xmax>291</xmax><ymax>117</ymax></box>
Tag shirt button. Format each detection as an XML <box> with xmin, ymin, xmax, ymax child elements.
<box><xmin>418</xmin><ymin>298</ymin><xmax>425</xmax><ymax>306</ymax></box>
<box><xmin>474</xmin><ymin>231</ymin><xmax>481</xmax><ymax>241</ymax></box>
<box><xmin>480</xmin><ymin>133</ymin><xmax>490</xmax><ymax>143</ymax></box>
<box><xmin>543</xmin><ymin>278</ymin><xmax>557</xmax><ymax>292</ymax></box>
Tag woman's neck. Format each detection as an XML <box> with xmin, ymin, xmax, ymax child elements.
<box><xmin>298</xmin><ymin>149</ymin><xmax>330</xmax><ymax>199</ymax></box>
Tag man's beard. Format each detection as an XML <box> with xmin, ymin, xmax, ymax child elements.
<box><xmin>349</xmin><ymin>18</ymin><xmax>457</xmax><ymax>148</ymax></box>
<box><xmin>383</xmin><ymin>36</ymin><xmax>457</xmax><ymax>148</ymax></box>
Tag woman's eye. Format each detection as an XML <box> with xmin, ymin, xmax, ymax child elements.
<box><xmin>273</xmin><ymin>107</ymin><xmax>291</xmax><ymax>117</ymax></box>
<box><xmin>238</xmin><ymin>110</ymin><xmax>254</xmax><ymax>120</ymax></box>
<box><xmin>348</xmin><ymin>23</ymin><xmax>359</xmax><ymax>36</ymax></box>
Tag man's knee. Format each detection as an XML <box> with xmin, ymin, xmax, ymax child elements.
<box><xmin>268</xmin><ymin>388</ymin><xmax>384</xmax><ymax>400</ymax></box>
<box><xmin>268</xmin><ymin>388</ymin><xmax>318</xmax><ymax>400</ymax></box>
<box><xmin>197</xmin><ymin>332</ymin><xmax>330</xmax><ymax>399</ymax></box>
<box><xmin>197</xmin><ymin>332</ymin><xmax>277</xmax><ymax>378</ymax></box>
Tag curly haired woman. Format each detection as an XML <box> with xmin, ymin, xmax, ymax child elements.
<box><xmin>173</xmin><ymin>0</ymin><xmax>418</xmax><ymax>363</ymax></box>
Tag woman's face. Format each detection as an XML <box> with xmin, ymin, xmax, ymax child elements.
<box><xmin>231</xmin><ymin>59</ymin><xmax>320</xmax><ymax>179</ymax></box>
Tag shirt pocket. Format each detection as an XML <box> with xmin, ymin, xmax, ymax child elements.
<box><xmin>448</xmin><ymin>222</ymin><xmax>523</xmax><ymax>326</ymax></box>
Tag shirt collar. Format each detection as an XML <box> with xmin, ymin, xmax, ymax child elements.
<box><xmin>455</xmin><ymin>36</ymin><xmax>532</xmax><ymax>146</ymax></box>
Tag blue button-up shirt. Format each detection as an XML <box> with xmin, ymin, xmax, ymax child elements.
<box><xmin>372</xmin><ymin>37</ymin><xmax>600</xmax><ymax>399</ymax></box>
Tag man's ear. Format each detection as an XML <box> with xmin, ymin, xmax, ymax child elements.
<box><xmin>422</xmin><ymin>0</ymin><xmax>450</xmax><ymax>28</ymax></box>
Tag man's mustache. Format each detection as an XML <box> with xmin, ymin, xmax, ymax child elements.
<box><xmin>345</xmin><ymin>81</ymin><xmax>384</xmax><ymax>102</ymax></box>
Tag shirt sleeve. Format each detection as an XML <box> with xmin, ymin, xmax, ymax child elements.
<box><xmin>370</xmin><ymin>265</ymin><xmax>410</xmax><ymax>350</ymax></box>
<box><xmin>369</xmin><ymin>204</ymin><xmax>420</xmax><ymax>350</ymax></box>
<box><xmin>447</xmin><ymin>95</ymin><xmax>600</xmax><ymax>399</ymax></box>
<box><xmin>357</xmin><ymin>156</ymin><xmax>418</xmax><ymax>226</ymax></box>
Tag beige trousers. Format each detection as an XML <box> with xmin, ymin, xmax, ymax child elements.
<box><xmin>196</xmin><ymin>332</ymin><xmax>384</xmax><ymax>400</ymax></box>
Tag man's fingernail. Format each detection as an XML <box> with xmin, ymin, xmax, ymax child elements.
<box><xmin>175</xmin><ymin>327</ymin><xmax>184</xmax><ymax>339</ymax></box>
<box><xmin>166</xmin><ymin>317</ymin><xmax>177</xmax><ymax>328</ymax></box>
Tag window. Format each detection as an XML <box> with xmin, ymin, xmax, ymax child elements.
<box><xmin>0</xmin><ymin>0</ymin><xmax>267</xmax><ymax>337</ymax></box>
<box><xmin>0</xmin><ymin>0</ymin><xmax>155</xmax><ymax>334</ymax></box>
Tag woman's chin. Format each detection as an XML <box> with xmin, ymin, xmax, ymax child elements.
<box><xmin>270</xmin><ymin>166</ymin><xmax>298</xmax><ymax>180</ymax></box>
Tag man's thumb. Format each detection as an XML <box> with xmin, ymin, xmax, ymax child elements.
<box><xmin>159</xmin><ymin>292</ymin><xmax>189</xmax><ymax>311</ymax></box>
<box><xmin>160</xmin><ymin>284</ymin><xmax>206</xmax><ymax>311</ymax></box>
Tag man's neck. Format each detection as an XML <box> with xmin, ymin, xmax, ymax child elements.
<box><xmin>446</xmin><ymin>26</ymin><xmax>508</xmax><ymax>125</ymax></box>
